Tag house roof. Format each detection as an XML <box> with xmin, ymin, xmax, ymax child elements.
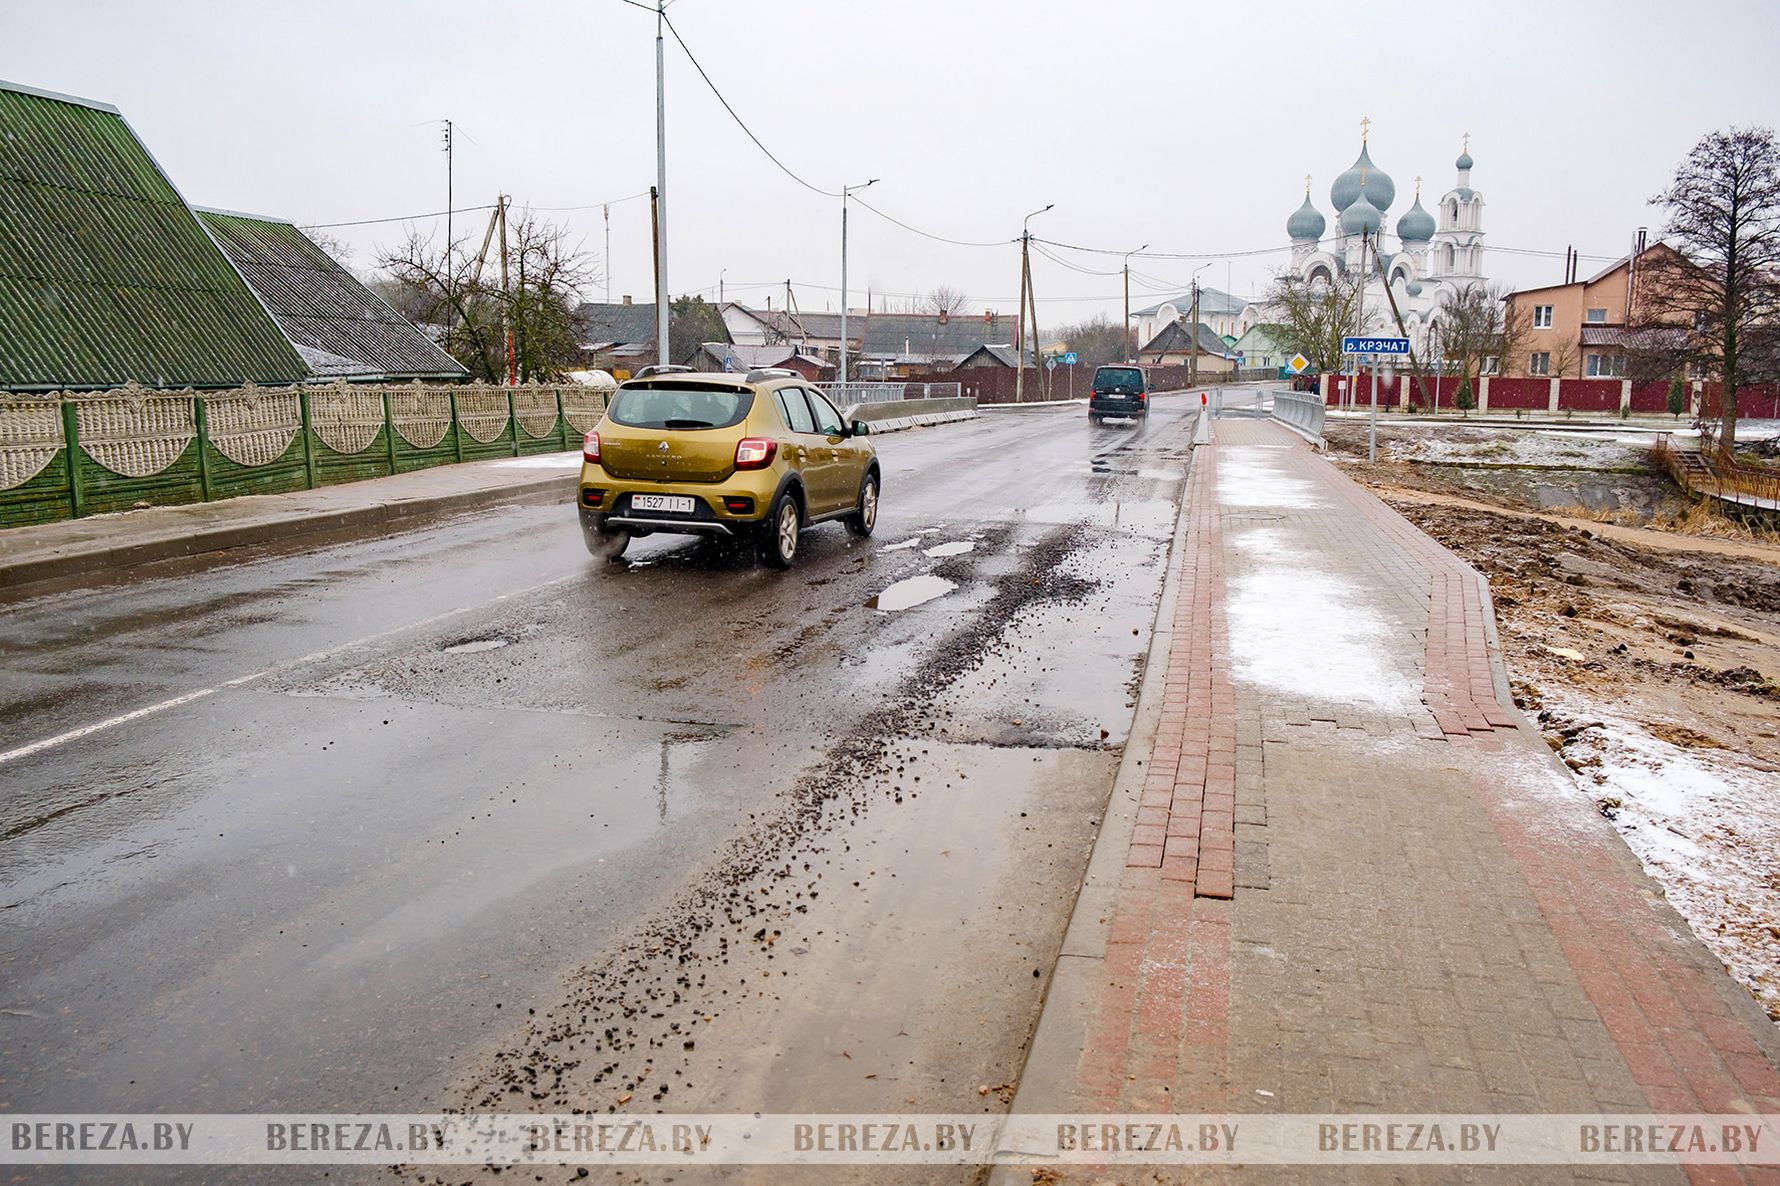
<box><xmin>956</xmin><ymin>343</ymin><xmax>1035</xmax><ymax>368</ymax></box>
<box><xmin>731</xmin><ymin>305</ymin><xmax>1013</xmax><ymax>356</ymax></box>
<box><xmin>1139</xmin><ymin>320</ymin><xmax>1230</xmax><ymax>357</ymax></box>
<box><xmin>0</xmin><ymin>79</ymin><xmax>309</xmax><ymax>391</ymax></box>
<box><xmin>684</xmin><ymin>342</ymin><xmax>831</xmax><ymax>371</ymax></box>
<box><xmin>1230</xmin><ymin>323</ymin><xmax>1292</xmax><ymax>355</ymax></box>
<box><xmin>1130</xmin><ymin>286</ymin><xmax>1246</xmax><ymax>319</ymax></box>
<box><xmin>575</xmin><ymin>301</ymin><xmax>658</xmax><ymax>345</ymax></box>
<box><xmin>196</xmin><ymin>209</ymin><xmax>466</xmax><ymax>381</ymax></box>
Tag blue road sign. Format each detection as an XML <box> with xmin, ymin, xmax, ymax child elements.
<box><xmin>1342</xmin><ymin>335</ymin><xmax>1410</xmax><ymax>356</ymax></box>
<box><xmin>1062</xmin><ymin>351</ymin><xmax>1078</xmax><ymax>365</ymax></box>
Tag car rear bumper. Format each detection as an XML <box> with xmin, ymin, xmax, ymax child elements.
<box><xmin>578</xmin><ymin>461</ymin><xmax>776</xmax><ymax>531</ymax></box>
<box><xmin>1090</xmin><ymin>396</ymin><xmax>1148</xmax><ymax>416</ymax></box>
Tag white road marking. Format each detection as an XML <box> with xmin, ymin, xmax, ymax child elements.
<box><xmin>0</xmin><ymin>573</ymin><xmax>580</xmax><ymax>767</ymax></box>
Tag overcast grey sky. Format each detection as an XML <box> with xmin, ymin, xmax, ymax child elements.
<box><xmin>5</xmin><ymin>0</ymin><xmax>1777</xmax><ymax>326</ymax></box>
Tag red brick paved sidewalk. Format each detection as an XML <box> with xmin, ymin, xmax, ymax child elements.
<box><xmin>1006</xmin><ymin>417</ymin><xmax>1780</xmax><ymax>1184</ymax></box>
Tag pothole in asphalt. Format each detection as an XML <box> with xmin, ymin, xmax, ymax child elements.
<box><xmin>866</xmin><ymin>574</ymin><xmax>957</xmax><ymax>612</ymax></box>
<box><xmin>441</xmin><ymin>637</ymin><xmax>511</xmax><ymax>654</ymax></box>
<box><xmin>924</xmin><ymin>541</ymin><xmax>975</xmax><ymax>558</ymax></box>
<box><xmin>881</xmin><ymin>538</ymin><xmax>923</xmax><ymax>552</ymax></box>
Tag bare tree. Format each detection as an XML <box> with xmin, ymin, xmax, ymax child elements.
<box><xmin>1638</xmin><ymin>126</ymin><xmax>1780</xmax><ymax>447</ymax></box>
<box><xmin>1264</xmin><ymin>270</ymin><xmax>1372</xmax><ymax>373</ymax></box>
<box><xmin>300</xmin><ymin>226</ymin><xmax>355</xmax><ymax>268</ymax></box>
<box><xmin>377</xmin><ymin>207</ymin><xmax>599</xmax><ymax>383</ymax></box>
<box><xmin>1051</xmin><ymin>315</ymin><xmax>1129</xmax><ymax>368</ymax></box>
<box><xmin>1549</xmin><ymin>338</ymin><xmax>1580</xmax><ymax>380</ymax></box>
<box><xmin>1433</xmin><ymin>282</ymin><xmax>1528</xmax><ymax>389</ymax></box>
<box><xmin>922</xmin><ymin>285</ymin><xmax>968</xmax><ymax>317</ymax></box>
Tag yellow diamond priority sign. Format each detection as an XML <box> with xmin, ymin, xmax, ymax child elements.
<box><xmin>1288</xmin><ymin>353</ymin><xmax>1311</xmax><ymax>375</ymax></box>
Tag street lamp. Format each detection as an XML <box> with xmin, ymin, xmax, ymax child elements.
<box><xmin>839</xmin><ymin>177</ymin><xmax>878</xmax><ymax>384</ymax></box>
<box><xmin>1122</xmin><ymin>243</ymin><xmax>1148</xmax><ymax>364</ymax></box>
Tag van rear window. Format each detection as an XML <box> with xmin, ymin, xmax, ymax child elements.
<box><xmin>609</xmin><ymin>384</ymin><xmax>754</xmax><ymax>429</ymax></box>
<box><xmin>1094</xmin><ymin>367</ymin><xmax>1144</xmax><ymax>393</ymax></box>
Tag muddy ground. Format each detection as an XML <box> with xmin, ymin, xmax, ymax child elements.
<box><xmin>1326</xmin><ymin>419</ymin><xmax>1780</xmax><ymax>1022</ymax></box>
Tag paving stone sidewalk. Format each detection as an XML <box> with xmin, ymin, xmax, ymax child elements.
<box><xmin>1006</xmin><ymin>416</ymin><xmax>1780</xmax><ymax>1185</ymax></box>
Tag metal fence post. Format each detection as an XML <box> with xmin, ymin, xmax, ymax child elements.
<box><xmin>194</xmin><ymin>395</ymin><xmax>214</xmax><ymax>500</ymax></box>
<box><xmin>61</xmin><ymin>401</ymin><xmax>85</xmax><ymax>518</ymax></box>
<box><xmin>449</xmin><ymin>390</ymin><xmax>464</xmax><ymax>463</ymax></box>
<box><xmin>382</xmin><ymin>392</ymin><xmax>398</xmax><ymax>475</ymax></box>
<box><xmin>299</xmin><ymin>388</ymin><xmax>317</xmax><ymax>489</ymax></box>
<box><xmin>509</xmin><ymin>389</ymin><xmax>521</xmax><ymax>456</ymax></box>
<box><xmin>556</xmin><ymin>389</ymin><xmax>568</xmax><ymax>451</ymax></box>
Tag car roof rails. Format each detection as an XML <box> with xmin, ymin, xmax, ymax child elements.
<box><xmin>633</xmin><ymin>364</ymin><xmax>695</xmax><ymax>378</ymax></box>
<box><xmin>744</xmin><ymin>367</ymin><xmax>799</xmax><ymax>383</ymax></box>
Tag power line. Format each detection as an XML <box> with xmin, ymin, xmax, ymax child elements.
<box><xmin>851</xmin><ymin>196</ymin><xmax>1016</xmax><ymax>249</ymax></box>
<box><xmin>306</xmin><ymin>204</ymin><xmax>498</xmax><ymax>230</ymax></box>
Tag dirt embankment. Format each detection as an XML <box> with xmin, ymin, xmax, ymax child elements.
<box><xmin>1328</xmin><ymin>420</ymin><xmax>1780</xmax><ymax>1021</ymax></box>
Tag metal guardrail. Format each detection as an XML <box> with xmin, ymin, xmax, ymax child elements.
<box><xmin>1270</xmin><ymin>389</ymin><xmax>1326</xmax><ymax>442</ymax></box>
<box><xmin>1659</xmin><ymin>426</ymin><xmax>1780</xmax><ymax>511</ymax></box>
<box><xmin>823</xmin><ymin>381</ymin><xmax>962</xmax><ymax>406</ymax></box>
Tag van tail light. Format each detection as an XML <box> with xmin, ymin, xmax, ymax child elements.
<box><xmin>1136</xmin><ymin>391</ymin><xmax>1146</xmax><ymax>401</ymax></box>
<box><xmin>734</xmin><ymin>438</ymin><xmax>777</xmax><ymax>469</ymax></box>
<box><xmin>583</xmin><ymin>431</ymin><xmax>600</xmax><ymax>463</ymax></box>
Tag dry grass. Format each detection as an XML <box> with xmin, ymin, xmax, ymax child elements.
<box><xmin>1546</xmin><ymin>497</ymin><xmax>1780</xmax><ymax>545</ymax></box>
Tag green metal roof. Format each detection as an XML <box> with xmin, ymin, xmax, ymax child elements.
<box><xmin>196</xmin><ymin>209</ymin><xmax>467</xmax><ymax>381</ymax></box>
<box><xmin>0</xmin><ymin>79</ymin><xmax>308</xmax><ymax>391</ymax></box>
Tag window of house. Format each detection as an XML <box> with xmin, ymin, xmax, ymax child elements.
<box><xmin>1585</xmin><ymin>353</ymin><xmax>1626</xmax><ymax>378</ymax></box>
<box><xmin>1533</xmin><ymin>305</ymin><xmax>1553</xmax><ymax>329</ymax></box>
<box><xmin>1529</xmin><ymin>352</ymin><xmax>1550</xmax><ymax>376</ymax></box>
<box><xmin>1585</xmin><ymin>308</ymin><xmax>1608</xmax><ymax>324</ymax></box>
<box><xmin>1689</xmin><ymin>360</ymin><xmax>1711</xmax><ymax>380</ymax></box>
<box><xmin>1694</xmin><ymin>310</ymin><xmax>1709</xmax><ymax>332</ymax></box>
<box><xmin>1483</xmin><ymin>356</ymin><xmax>1499</xmax><ymax>375</ymax></box>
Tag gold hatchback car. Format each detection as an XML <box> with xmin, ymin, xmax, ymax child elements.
<box><xmin>577</xmin><ymin>366</ymin><xmax>880</xmax><ymax>568</ymax></box>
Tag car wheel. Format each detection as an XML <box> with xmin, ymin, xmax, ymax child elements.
<box><xmin>581</xmin><ymin>514</ymin><xmax>631</xmax><ymax>562</ymax></box>
<box><xmin>759</xmin><ymin>490</ymin><xmax>801</xmax><ymax>569</ymax></box>
<box><xmin>846</xmin><ymin>472</ymin><xmax>879</xmax><ymax>537</ymax></box>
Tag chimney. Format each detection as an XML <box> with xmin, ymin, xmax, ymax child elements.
<box><xmin>1636</xmin><ymin>227</ymin><xmax>1647</xmax><ymax>256</ymax></box>
<box><xmin>622</xmin><ymin>294</ymin><xmax>633</xmax><ymax>305</ymax></box>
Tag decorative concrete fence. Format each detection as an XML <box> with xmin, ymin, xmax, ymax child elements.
<box><xmin>0</xmin><ymin>380</ymin><xmax>607</xmax><ymax>529</ymax></box>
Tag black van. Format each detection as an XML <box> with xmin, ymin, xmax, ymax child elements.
<box><xmin>1089</xmin><ymin>365</ymin><xmax>1148</xmax><ymax>422</ymax></box>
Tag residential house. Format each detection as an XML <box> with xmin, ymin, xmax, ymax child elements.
<box><xmin>1137</xmin><ymin>320</ymin><xmax>1236</xmax><ymax>373</ymax></box>
<box><xmin>0</xmin><ymin>79</ymin><xmax>308</xmax><ymax>392</ymax></box>
<box><xmin>681</xmin><ymin>342</ymin><xmax>833</xmax><ymax>381</ymax></box>
<box><xmin>575</xmin><ymin>298</ymin><xmax>660</xmax><ymax>378</ymax></box>
<box><xmin>1501</xmin><ymin>243</ymin><xmax>1696</xmax><ymax>379</ymax></box>
<box><xmin>1130</xmin><ymin>287</ymin><xmax>1247</xmax><ymax>351</ymax></box>
<box><xmin>197</xmin><ymin>209</ymin><xmax>467</xmax><ymax>381</ymax></box>
<box><xmin>1229</xmin><ymin>324</ymin><xmax>1295</xmax><ymax>374</ymax></box>
<box><xmin>954</xmin><ymin>344</ymin><xmax>1034</xmax><ymax>370</ymax></box>
<box><xmin>722</xmin><ymin>303</ymin><xmax>1018</xmax><ymax>376</ymax></box>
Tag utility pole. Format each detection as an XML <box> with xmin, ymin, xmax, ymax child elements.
<box><xmin>653</xmin><ymin>0</ymin><xmax>670</xmax><ymax>367</ymax></box>
<box><xmin>1188</xmin><ymin>262</ymin><xmax>1209</xmax><ymax>388</ymax></box>
<box><xmin>649</xmin><ymin>187</ymin><xmax>661</xmax><ymax>360</ymax></box>
<box><xmin>1122</xmin><ymin>243</ymin><xmax>1148</xmax><ymax>364</ymax></box>
<box><xmin>1358</xmin><ymin>228</ymin><xmax>1378</xmax><ymax>462</ymax></box>
<box><xmin>839</xmin><ymin>178</ymin><xmax>878</xmax><ymax>384</ymax></box>
<box><xmin>1015</xmin><ymin>204</ymin><xmax>1052</xmax><ymax>403</ymax></box>
<box><xmin>442</xmin><ymin>119</ymin><xmax>455</xmax><ymax>344</ymax></box>
<box><xmin>498</xmin><ymin>195</ymin><xmax>513</xmax><ymax>385</ymax></box>
<box><xmin>603</xmin><ymin>203</ymin><xmax>612</xmax><ymax>305</ymax></box>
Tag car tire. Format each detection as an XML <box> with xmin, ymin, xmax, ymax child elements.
<box><xmin>581</xmin><ymin>514</ymin><xmax>631</xmax><ymax>562</ymax></box>
<box><xmin>846</xmin><ymin>472</ymin><xmax>879</xmax><ymax>537</ymax></box>
<box><xmin>759</xmin><ymin>489</ymin><xmax>801</xmax><ymax>569</ymax></box>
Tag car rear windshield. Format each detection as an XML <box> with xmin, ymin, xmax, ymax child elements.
<box><xmin>1094</xmin><ymin>367</ymin><xmax>1145</xmax><ymax>393</ymax></box>
<box><xmin>608</xmin><ymin>383</ymin><xmax>754</xmax><ymax>430</ymax></box>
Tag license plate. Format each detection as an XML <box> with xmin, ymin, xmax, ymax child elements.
<box><xmin>631</xmin><ymin>494</ymin><xmax>696</xmax><ymax>514</ymax></box>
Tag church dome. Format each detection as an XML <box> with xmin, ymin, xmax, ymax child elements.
<box><xmin>1397</xmin><ymin>195</ymin><xmax>1435</xmax><ymax>242</ymax></box>
<box><xmin>1406</xmin><ymin>280</ymin><xmax>1424</xmax><ymax>297</ymax></box>
<box><xmin>1456</xmin><ymin>148</ymin><xmax>1474</xmax><ymax>170</ymax></box>
<box><xmin>1340</xmin><ymin>193</ymin><xmax>1382</xmax><ymax>235</ymax></box>
<box><xmin>1286</xmin><ymin>193</ymin><xmax>1326</xmax><ymax>241</ymax></box>
<box><xmin>1330</xmin><ymin>143</ymin><xmax>1395</xmax><ymax>213</ymax></box>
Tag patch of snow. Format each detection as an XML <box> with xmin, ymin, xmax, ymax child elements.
<box><xmin>1223</xmin><ymin>524</ymin><xmax>1418</xmax><ymax>712</ymax></box>
<box><xmin>1217</xmin><ymin>446</ymin><xmax>1329</xmax><ymax>509</ymax></box>
<box><xmin>489</xmin><ymin>451</ymin><xmax>583</xmax><ymax>469</ymax></box>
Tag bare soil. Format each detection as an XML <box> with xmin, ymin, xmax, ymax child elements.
<box><xmin>1326</xmin><ymin>420</ymin><xmax>1780</xmax><ymax>1021</ymax></box>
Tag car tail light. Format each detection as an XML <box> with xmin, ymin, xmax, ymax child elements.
<box><xmin>583</xmin><ymin>431</ymin><xmax>600</xmax><ymax>463</ymax></box>
<box><xmin>1136</xmin><ymin>391</ymin><xmax>1146</xmax><ymax>401</ymax></box>
<box><xmin>734</xmin><ymin>438</ymin><xmax>776</xmax><ymax>469</ymax></box>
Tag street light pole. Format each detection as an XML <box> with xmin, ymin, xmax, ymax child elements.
<box><xmin>1015</xmin><ymin>204</ymin><xmax>1053</xmax><ymax>404</ymax></box>
<box><xmin>839</xmin><ymin>177</ymin><xmax>878</xmax><ymax>385</ymax></box>
<box><xmin>653</xmin><ymin>0</ymin><xmax>670</xmax><ymax>367</ymax></box>
<box><xmin>1189</xmin><ymin>262</ymin><xmax>1210</xmax><ymax>388</ymax></box>
<box><xmin>1123</xmin><ymin>243</ymin><xmax>1148</xmax><ymax>364</ymax></box>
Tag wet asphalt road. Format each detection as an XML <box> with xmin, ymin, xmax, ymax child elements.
<box><xmin>0</xmin><ymin>399</ymin><xmax>1197</xmax><ymax>1183</ymax></box>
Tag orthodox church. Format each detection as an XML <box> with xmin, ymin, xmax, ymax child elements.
<box><xmin>1282</xmin><ymin>124</ymin><xmax>1488</xmax><ymax>353</ymax></box>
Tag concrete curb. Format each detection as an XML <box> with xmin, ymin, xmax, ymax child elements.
<box><xmin>985</xmin><ymin>417</ymin><xmax>1198</xmax><ymax>1178</ymax></box>
<box><xmin>0</xmin><ymin>474</ymin><xmax>573</xmax><ymax>595</ymax></box>
<box><xmin>859</xmin><ymin>409</ymin><xmax>980</xmax><ymax>433</ymax></box>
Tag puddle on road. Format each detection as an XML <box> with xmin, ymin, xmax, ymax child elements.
<box><xmin>881</xmin><ymin>538</ymin><xmax>923</xmax><ymax>551</ymax></box>
<box><xmin>866</xmin><ymin>574</ymin><xmax>957</xmax><ymax>612</ymax></box>
<box><xmin>441</xmin><ymin>637</ymin><xmax>510</xmax><ymax>654</ymax></box>
<box><xmin>923</xmin><ymin>541</ymin><xmax>975</xmax><ymax>558</ymax></box>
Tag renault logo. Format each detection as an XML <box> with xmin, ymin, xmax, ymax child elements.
<box><xmin>657</xmin><ymin>441</ymin><xmax>669</xmax><ymax>452</ymax></box>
